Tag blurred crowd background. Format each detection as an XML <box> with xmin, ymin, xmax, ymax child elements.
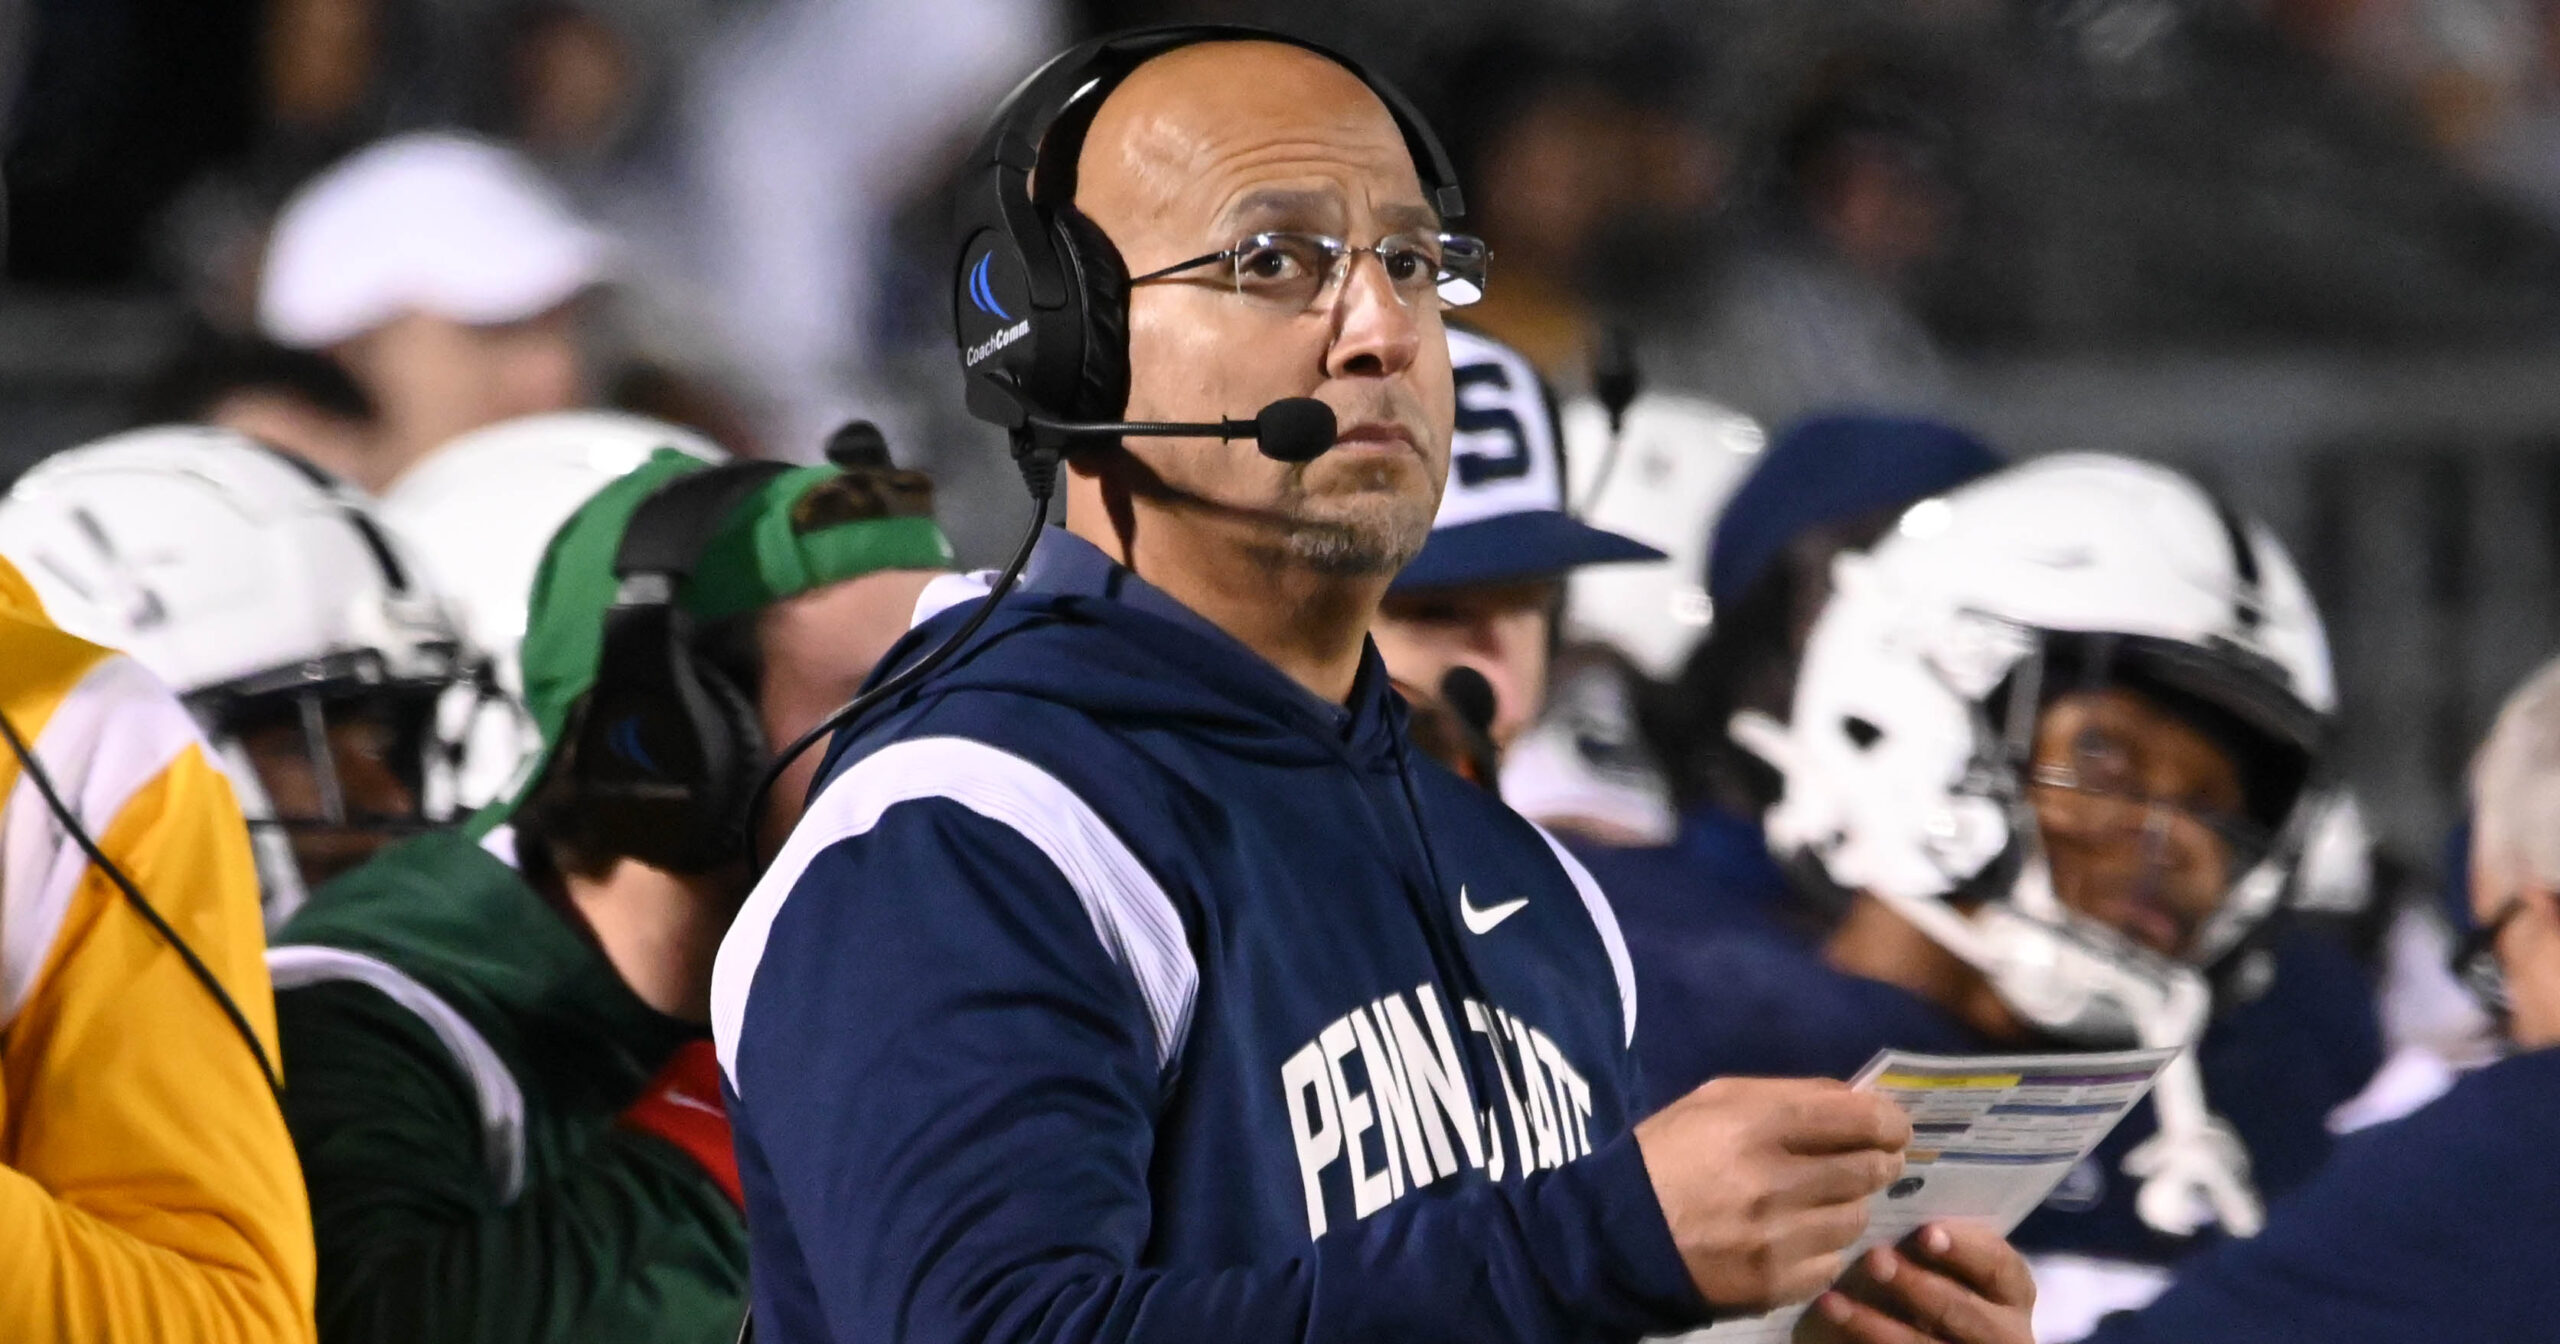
<box><xmin>6</xmin><ymin>0</ymin><xmax>2560</xmax><ymax>878</ymax></box>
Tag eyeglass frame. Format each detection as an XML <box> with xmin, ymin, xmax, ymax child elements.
<box><xmin>1128</xmin><ymin>229</ymin><xmax>1490</xmax><ymax>313</ymax></box>
<box><xmin>2022</xmin><ymin>763</ymin><xmax>2271</xmax><ymax>858</ymax></box>
<box><xmin>2451</xmin><ymin>890</ymin><xmax>2533</xmax><ymax>1018</ymax></box>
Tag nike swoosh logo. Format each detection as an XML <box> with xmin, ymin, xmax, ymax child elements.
<box><xmin>1459</xmin><ymin>884</ymin><xmax>1528</xmax><ymax>935</ymax></box>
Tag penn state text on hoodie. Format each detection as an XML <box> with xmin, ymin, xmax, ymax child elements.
<box><xmin>2082</xmin><ymin>1045</ymin><xmax>2560</xmax><ymax>1343</ymax></box>
<box><xmin>710</xmin><ymin>532</ymin><xmax>1707</xmax><ymax>1344</ymax></box>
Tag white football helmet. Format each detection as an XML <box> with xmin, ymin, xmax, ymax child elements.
<box><xmin>380</xmin><ymin>412</ymin><xmax>723</xmax><ymax>809</ymax></box>
<box><xmin>1558</xmin><ymin>392</ymin><xmax>1765</xmax><ymax>681</ymax></box>
<box><xmin>1732</xmin><ymin>453</ymin><xmax>2337</xmax><ymax>1239</ymax></box>
<box><xmin>0</xmin><ymin>426</ymin><xmax>478</xmax><ymax>921</ymax></box>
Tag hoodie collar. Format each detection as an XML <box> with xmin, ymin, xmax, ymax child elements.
<box><xmin>1022</xmin><ymin>528</ymin><xmax>1371</xmax><ymax>740</ymax></box>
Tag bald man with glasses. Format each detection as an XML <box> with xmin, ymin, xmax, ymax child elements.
<box><xmin>715</xmin><ymin>32</ymin><xmax>2032</xmax><ymax>1344</ymax></box>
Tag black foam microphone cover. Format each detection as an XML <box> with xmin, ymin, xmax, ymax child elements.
<box><xmin>1440</xmin><ymin>666</ymin><xmax>1498</xmax><ymax>738</ymax></box>
<box><xmin>1255</xmin><ymin>398</ymin><xmax>1337</xmax><ymax>463</ymax></box>
<box><xmin>825</xmin><ymin>419</ymin><xmax>892</xmax><ymax>469</ymax></box>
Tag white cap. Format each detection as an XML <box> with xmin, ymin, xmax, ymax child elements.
<box><xmin>259</xmin><ymin>132</ymin><xmax>609</xmax><ymax>348</ymax></box>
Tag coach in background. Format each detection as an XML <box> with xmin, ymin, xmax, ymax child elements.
<box><xmin>0</xmin><ymin>555</ymin><xmax>314</xmax><ymax>1340</ymax></box>
<box><xmin>715</xmin><ymin>27</ymin><xmax>2032</xmax><ymax>1344</ymax></box>
<box><xmin>2084</xmin><ymin>654</ymin><xmax>2560</xmax><ymax>1344</ymax></box>
<box><xmin>271</xmin><ymin>449</ymin><xmax>951</xmax><ymax>1344</ymax></box>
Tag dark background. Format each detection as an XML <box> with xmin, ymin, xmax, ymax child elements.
<box><xmin>8</xmin><ymin>0</ymin><xmax>2559</xmax><ymax>862</ymax></box>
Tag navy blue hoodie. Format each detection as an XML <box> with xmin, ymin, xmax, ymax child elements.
<box><xmin>2082</xmin><ymin>1045</ymin><xmax>2560</xmax><ymax>1343</ymax></box>
<box><xmin>711</xmin><ymin>532</ymin><xmax>1705</xmax><ymax>1344</ymax></box>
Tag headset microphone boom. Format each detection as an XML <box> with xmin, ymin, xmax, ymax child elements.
<box><xmin>744</xmin><ymin>392</ymin><xmax>1342</xmax><ymax>864</ymax></box>
<box><xmin>746</xmin><ymin>24</ymin><xmax>1450</xmax><ymax>868</ymax></box>
<box><xmin>1021</xmin><ymin>395</ymin><xmax>1339</xmax><ymax>464</ymax></box>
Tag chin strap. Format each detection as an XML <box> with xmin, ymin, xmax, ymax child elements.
<box><xmin>2002</xmin><ymin>862</ymin><xmax>2267</xmax><ymax>1239</ymax></box>
<box><xmin>2125</xmin><ymin>1050</ymin><xmax>2264</xmax><ymax>1237</ymax></box>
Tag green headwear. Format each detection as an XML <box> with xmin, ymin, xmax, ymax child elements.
<box><xmin>479</xmin><ymin>448</ymin><xmax>953</xmax><ymax>833</ymax></box>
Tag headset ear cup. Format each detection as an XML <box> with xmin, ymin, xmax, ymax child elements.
<box><xmin>678</xmin><ymin>656</ymin><xmax>767</xmax><ymax>863</ymax></box>
<box><xmin>571</xmin><ymin>605</ymin><xmax>769</xmax><ymax>873</ymax></box>
<box><xmin>1052</xmin><ymin>207</ymin><xmax>1130</xmax><ymax>422</ymax></box>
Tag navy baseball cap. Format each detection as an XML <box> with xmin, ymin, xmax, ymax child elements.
<box><xmin>1704</xmin><ymin>412</ymin><xmax>2002</xmax><ymax>613</ymax></box>
<box><xmin>1391</xmin><ymin>328</ymin><xmax>1665</xmax><ymax>593</ymax></box>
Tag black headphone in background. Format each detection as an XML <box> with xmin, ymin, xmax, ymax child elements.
<box><xmin>950</xmin><ymin>22</ymin><xmax>1463</xmax><ymax>479</ymax></box>
<box><xmin>570</xmin><ymin>461</ymin><xmax>793</xmax><ymax>873</ymax></box>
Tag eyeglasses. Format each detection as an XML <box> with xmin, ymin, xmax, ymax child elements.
<box><xmin>2025</xmin><ymin>764</ymin><xmax>2271</xmax><ymax>876</ymax></box>
<box><xmin>1130</xmin><ymin>230</ymin><xmax>1490</xmax><ymax>313</ymax></box>
<box><xmin>2451</xmin><ymin>892</ymin><xmax>2529</xmax><ymax>1019</ymax></box>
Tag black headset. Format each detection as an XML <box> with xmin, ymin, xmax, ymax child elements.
<box><xmin>569</xmin><ymin>461</ymin><xmax>794</xmax><ymax>873</ymax></box>
<box><xmin>951</xmin><ymin>23</ymin><xmax>1463</xmax><ymax>474</ymax></box>
<box><xmin>747</xmin><ymin>27</ymin><xmax>1465</xmax><ymax>872</ymax></box>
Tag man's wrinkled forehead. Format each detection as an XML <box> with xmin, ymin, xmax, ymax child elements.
<box><xmin>1074</xmin><ymin>41</ymin><xmax>1431</xmax><ymax>241</ymax></box>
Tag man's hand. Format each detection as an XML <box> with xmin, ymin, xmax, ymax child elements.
<box><xmin>1635</xmin><ymin>1077</ymin><xmax>1912</xmax><ymax>1314</ymax></box>
<box><xmin>1796</xmin><ymin>1221</ymin><xmax>2036</xmax><ymax>1344</ymax></box>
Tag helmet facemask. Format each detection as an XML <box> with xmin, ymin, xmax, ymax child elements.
<box><xmin>1992</xmin><ymin>634</ymin><xmax>2320</xmax><ymax>986</ymax></box>
<box><xmin>0</xmin><ymin>426</ymin><xmax>507</xmax><ymax>921</ymax></box>
<box><xmin>191</xmin><ymin>643</ymin><xmax>474</xmax><ymax>901</ymax></box>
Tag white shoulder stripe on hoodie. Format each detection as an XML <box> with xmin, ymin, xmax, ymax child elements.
<box><xmin>712</xmin><ymin>735</ymin><xmax>1195</xmax><ymax>1095</ymax></box>
<box><xmin>1531</xmin><ymin>823</ymin><xmax>1638</xmax><ymax>1046</ymax></box>
<box><xmin>2</xmin><ymin>653</ymin><xmax>198</xmax><ymax>1026</ymax></box>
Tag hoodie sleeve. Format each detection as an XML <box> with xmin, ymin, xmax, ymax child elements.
<box><xmin>0</xmin><ymin>645</ymin><xmax>315</xmax><ymax>1344</ymax></box>
<box><xmin>719</xmin><ymin>792</ymin><xmax>1705</xmax><ymax>1344</ymax></box>
<box><xmin>2078</xmin><ymin>1050</ymin><xmax>2560</xmax><ymax>1344</ymax></box>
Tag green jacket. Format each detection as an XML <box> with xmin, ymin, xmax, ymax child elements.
<box><xmin>271</xmin><ymin>828</ymin><xmax>747</xmax><ymax>1344</ymax></box>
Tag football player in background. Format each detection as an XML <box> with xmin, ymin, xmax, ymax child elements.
<box><xmin>379</xmin><ymin>410</ymin><xmax>725</xmax><ymax>810</ymax></box>
<box><xmin>2081</xmin><ymin>653</ymin><xmax>2560</xmax><ymax>1344</ymax></box>
<box><xmin>1677</xmin><ymin>455</ymin><xmax>2380</xmax><ymax>1339</ymax></box>
<box><xmin>1577</xmin><ymin>413</ymin><xmax>2002</xmax><ymax>941</ymax></box>
<box><xmin>0</xmin><ymin>426</ymin><xmax>481</xmax><ymax>925</ymax></box>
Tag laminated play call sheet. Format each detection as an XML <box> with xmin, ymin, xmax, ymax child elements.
<box><xmin>1666</xmin><ymin>1045</ymin><xmax>2179</xmax><ymax>1344</ymax></box>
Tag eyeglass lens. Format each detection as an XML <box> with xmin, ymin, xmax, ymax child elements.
<box><xmin>1226</xmin><ymin>233</ymin><xmax>1486</xmax><ymax>311</ymax></box>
